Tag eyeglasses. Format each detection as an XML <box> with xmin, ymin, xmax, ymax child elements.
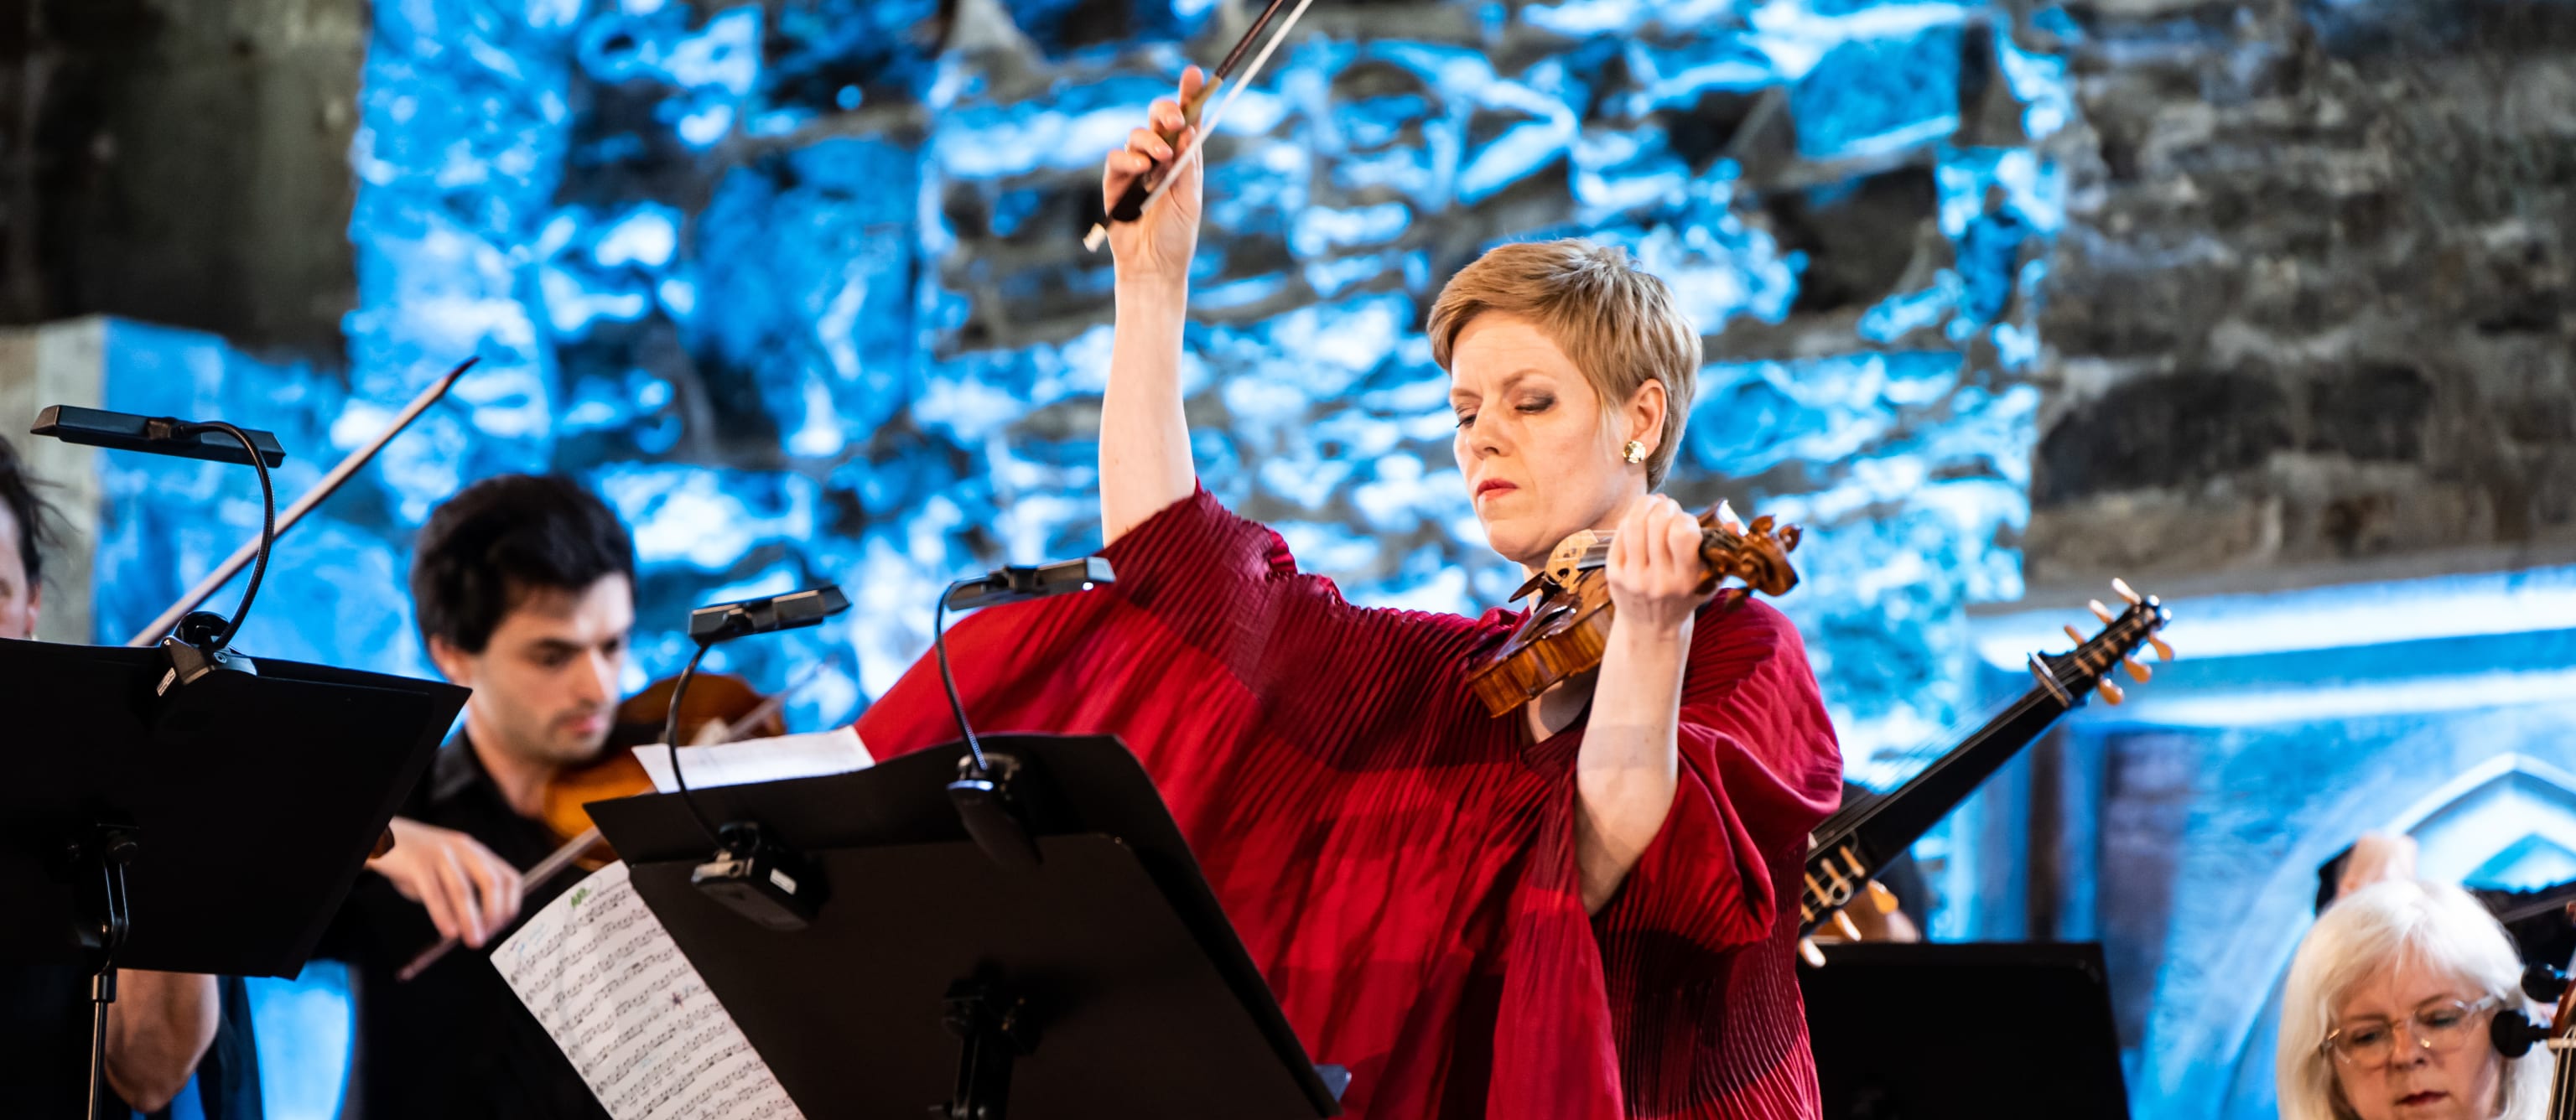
<box><xmin>2319</xmin><ymin>997</ymin><xmax>2501</xmax><ymax>1066</ymax></box>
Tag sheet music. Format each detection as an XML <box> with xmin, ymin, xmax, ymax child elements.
<box><xmin>632</xmin><ymin>724</ymin><xmax>874</xmax><ymax>793</ymax></box>
<box><xmin>496</xmin><ymin>860</ymin><xmax>803</xmax><ymax>1120</ymax></box>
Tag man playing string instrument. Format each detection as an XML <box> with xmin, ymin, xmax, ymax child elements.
<box><xmin>312</xmin><ymin>474</ymin><xmax>636</xmax><ymax>1120</ymax></box>
<box><xmin>854</xmin><ymin>70</ymin><xmax>1844</xmax><ymax>1119</ymax></box>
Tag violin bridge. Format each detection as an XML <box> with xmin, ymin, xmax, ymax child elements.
<box><xmin>1545</xmin><ymin>529</ymin><xmax>1612</xmax><ymax>584</ymax></box>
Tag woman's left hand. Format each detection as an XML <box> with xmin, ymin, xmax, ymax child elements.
<box><xmin>1606</xmin><ymin>495</ymin><xmax>1716</xmax><ymax>636</ymax></box>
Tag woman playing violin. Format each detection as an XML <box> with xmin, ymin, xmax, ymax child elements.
<box><xmin>855</xmin><ymin>69</ymin><xmax>1844</xmax><ymax>1120</ymax></box>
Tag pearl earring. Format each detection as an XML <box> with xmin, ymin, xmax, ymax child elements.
<box><xmin>1621</xmin><ymin>440</ymin><xmax>1647</xmax><ymax>464</ymax></box>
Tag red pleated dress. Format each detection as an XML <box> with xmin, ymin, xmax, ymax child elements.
<box><xmin>851</xmin><ymin>489</ymin><xmax>1843</xmax><ymax>1119</ymax></box>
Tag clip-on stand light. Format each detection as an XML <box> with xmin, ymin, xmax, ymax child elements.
<box><xmin>662</xmin><ymin>586</ymin><xmax>851</xmax><ymax>931</ymax></box>
<box><xmin>33</xmin><ymin>409</ymin><xmax>281</xmax><ymax>1118</ymax></box>
<box><xmin>934</xmin><ymin>557</ymin><xmax>1114</xmax><ymax>876</ymax></box>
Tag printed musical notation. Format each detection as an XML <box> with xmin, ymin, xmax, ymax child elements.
<box><xmin>496</xmin><ymin>860</ymin><xmax>804</xmax><ymax>1120</ymax></box>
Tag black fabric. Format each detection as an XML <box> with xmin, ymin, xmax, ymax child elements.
<box><xmin>312</xmin><ymin>735</ymin><xmax>607</xmax><ymax>1120</ymax></box>
<box><xmin>0</xmin><ymin>967</ymin><xmax>262</xmax><ymax>1120</ymax></box>
<box><xmin>2315</xmin><ymin>845</ymin><xmax>2575</xmax><ymax>969</ymax></box>
<box><xmin>2485</xmin><ymin>887</ymin><xmax>2576</xmax><ymax>971</ymax></box>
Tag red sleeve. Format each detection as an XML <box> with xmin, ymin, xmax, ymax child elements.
<box><xmin>1091</xmin><ymin>485</ymin><xmax>1327</xmax><ymax>681</ymax></box>
<box><xmin>854</xmin><ymin>485</ymin><xmax>1484</xmax><ymax>761</ymax></box>
<box><xmin>1592</xmin><ymin>594</ymin><xmax>1842</xmax><ymax>959</ymax></box>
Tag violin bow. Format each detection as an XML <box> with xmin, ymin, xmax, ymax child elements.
<box><xmin>123</xmin><ymin>357</ymin><xmax>477</xmax><ymax>648</ymax></box>
<box><xmin>1083</xmin><ymin>0</ymin><xmax>1319</xmax><ymax>251</ymax></box>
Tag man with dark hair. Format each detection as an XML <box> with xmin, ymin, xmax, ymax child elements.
<box><xmin>0</xmin><ymin>436</ymin><xmax>262</xmax><ymax>1119</ymax></box>
<box><xmin>319</xmin><ymin>473</ymin><xmax>635</xmax><ymax>1120</ymax></box>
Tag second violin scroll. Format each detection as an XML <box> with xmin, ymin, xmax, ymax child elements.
<box><xmin>1465</xmin><ymin>505</ymin><xmax>1804</xmax><ymax>718</ymax></box>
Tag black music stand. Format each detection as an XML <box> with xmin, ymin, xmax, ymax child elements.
<box><xmin>585</xmin><ymin>733</ymin><xmax>1344</xmax><ymax>1120</ymax></box>
<box><xmin>0</xmin><ymin>637</ymin><xmax>465</xmax><ymax>1112</ymax></box>
<box><xmin>1800</xmin><ymin>941</ymin><xmax>2132</xmax><ymax>1120</ymax></box>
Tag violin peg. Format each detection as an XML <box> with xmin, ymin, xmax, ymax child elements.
<box><xmin>1083</xmin><ymin>224</ymin><xmax>1110</xmax><ymax>252</ymax></box>
<box><xmin>1867</xmin><ymin>879</ymin><xmax>1901</xmax><ymax>915</ymax></box>
<box><xmin>2062</xmin><ymin>623</ymin><xmax>2086</xmax><ymax>645</ymax></box>
<box><xmin>2096</xmin><ymin>679</ymin><xmax>2126</xmax><ymax>705</ymax></box>
<box><xmin>2088</xmin><ymin>599</ymin><xmax>2117</xmax><ymax>624</ymax></box>
<box><xmin>2111</xmin><ymin>577</ymin><xmax>2142</xmax><ymax>604</ymax></box>
<box><xmin>2122</xmin><ymin>656</ymin><xmax>2152</xmax><ymax>683</ymax></box>
<box><xmin>1800</xmin><ymin>937</ymin><xmax>1827</xmax><ymax>968</ymax></box>
<box><xmin>2148</xmin><ymin>635</ymin><xmax>2176</xmax><ymax>662</ymax></box>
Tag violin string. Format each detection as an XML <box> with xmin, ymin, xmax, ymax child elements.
<box><xmin>1126</xmin><ymin>0</ymin><xmax>1317</xmax><ymax>220</ymax></box>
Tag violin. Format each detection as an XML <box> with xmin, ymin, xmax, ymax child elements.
<box><xmin>536</xmin><ymin>672</ymin><xmax>788</xmax><ymax>856</ymax></box>
<box><xmin>1465</xmin><ymin>504</ymin><xmax>1803</xmax><ymax>718</ymax></box>
<box><xmin>396</xmin><ymin>670</ymin><xmax>792</xmax><ymax>980</ymax></box>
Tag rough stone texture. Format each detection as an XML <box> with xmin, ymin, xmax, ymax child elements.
<box><xmin>8</xmin><ymin>6</ymin><xmax>2566</xmax><ymax>1120</ymax></box>
<box><xmin>1993</xmin><ymin>5</ymin><xmax>2576</xmax><ymax>1115</ymax></box>
<box><xmin>0</xmin><ymin>0</ymin><xmax>366</xmax><ymax>360</ymax></box>
<box><xmin>2027</xmin><ymin>0</ymin><xmax>2576</xmax><ymax>590</ymax></box>
<box><xmin>298</xmin><ymin>0</ymin><xmax>2075</xmax><ymax>778</ymax></box>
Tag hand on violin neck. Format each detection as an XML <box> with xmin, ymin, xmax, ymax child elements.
<box><xmin>1102</xmin><ymin>66</ymin><xmax>1207</xmax><ymax>288</ymax></box>
<box><xmin>1604</xmin><ymin>494</ymin><xmax>1716</xmax><ymax>637</ymax></box>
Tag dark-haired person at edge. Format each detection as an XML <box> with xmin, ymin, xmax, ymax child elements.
<box><xmin>0</xmin><ymin>436</ymin><xmax>264</xmax><ymax>1119</ymax></box>
<box><xmin>850</xmin><ymin>70</ymin><xmax>1842</xmax><ymax>1119</ymax></box>
<box><xmin>308</xmin><ymin>474</ymin><xmax>631</xmax><ymax>1119</ymax></box>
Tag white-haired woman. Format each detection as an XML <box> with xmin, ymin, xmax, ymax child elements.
<box><xmin>2278</xmin><ymin>878</ymin><xmax>2550</xmax><ymax>1120</ymax></box>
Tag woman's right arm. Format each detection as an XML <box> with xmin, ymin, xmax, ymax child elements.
<box><xmin>1099</xmin><ymin>68</ymin><xmax>1208</xmax><ymax>545</ymax></box>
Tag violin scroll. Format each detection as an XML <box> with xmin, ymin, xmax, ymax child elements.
<box><xmin>1704</xmin><ymin>514</ymin><xmax>1801</xmax><ymax>598</ymax></box>
<box><xmin>1467</xmin><ymin>501</ymin><xmax>1804</xmax><ymax>718</ymax></box>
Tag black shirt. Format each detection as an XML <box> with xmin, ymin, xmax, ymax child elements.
<box><xmin>314</xmin><ymin>736</ymin><xmax>609</xmax><ymax>1120</ymax></box>
<box><xmin>0</xmin><ymin>967</ymin><xmax>263</xmax><ymax>1120</ymax></box>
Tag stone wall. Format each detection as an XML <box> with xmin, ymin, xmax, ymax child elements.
<box><xmin>0</xmin><ymin>0</ymin><xmax>366</xmax><ymax>360</ymax></box>
<box><xmin>57</xmin><ymin>4</ymin><xmax>2576</xmax><ymax>1118</ymax></box>
<box><xmin>2028</xmin><ymin>0</ymin><xmax>2576</xmax><ymax>591</ymax></box>
<box><xmin>309</xmin><ymin>0</ymin><xmax>2075</xmax><ymax>778</ymax></box>
<box><xmin>1981</xmin><ymin>3</ymin><xmax>2576</xmax><ymax>1114</ymax></box>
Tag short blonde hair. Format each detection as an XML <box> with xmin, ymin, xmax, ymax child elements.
<box><xmin>1425</xmin><ymin>240</ymin><xmax>1701</xmax><ymax>489</ymax></box>
<box><xmin>2275</xmin><ymin>879</ymin><xmax>2544</xmax><ymax>1120</ymax></box>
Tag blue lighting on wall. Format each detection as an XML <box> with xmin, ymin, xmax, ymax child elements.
<box><xmin>79</xmin><ymin>0</ymin><xmax>2117</xmax><ymax>1116</ymax></box>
